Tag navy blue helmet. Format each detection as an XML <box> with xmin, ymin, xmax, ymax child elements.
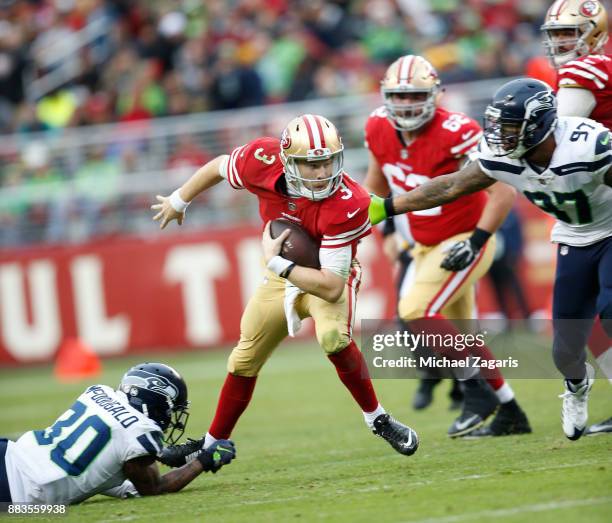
<box><xmin>119</xmin><ymin>362</ymin><xmax>189</xmax><ymax>445</ymax></box>
<box><xmin>483</xmin><ymin>78</ymin><xmax>557</xmax><ymax>159</ymax></box>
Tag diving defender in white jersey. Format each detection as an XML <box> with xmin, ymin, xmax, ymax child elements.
<box><xmin>369</xmin><ymin>78</ymin><xmax>612</xmax><ymax>441</ymax></box>
<box><xmin>0</xmin><ymin>363</ymin><xmax>235</xmax><ymax>504</ymax></box>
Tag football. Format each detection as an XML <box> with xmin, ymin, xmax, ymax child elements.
<box><xmin>270</xmin><ymin>219</ymin><xmax>320</xmax><ymax>269</ymax></box>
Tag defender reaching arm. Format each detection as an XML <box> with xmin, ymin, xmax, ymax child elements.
<box><xmin>369</xmin><ymin>161</ymin><xmax>496</xmax><ymax>225</ymax></box>
<box><xmin>124</xmin><ymin>440</ymin><xmax>236</xmax><ymax>496</ymax></box>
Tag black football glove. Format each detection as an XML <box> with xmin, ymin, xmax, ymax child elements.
<box><xmin>197</xmin><ymin>439</ymin><xmax>236</xmax><ymax>473</ymax></box>
<box><xmin>158</xmin><ymin>437</ymin><xmax>205</xmax><ymax>468</ymax></box>
<box><xmin>440</xmin><ymin>228</ymin><xmax>491</xmax><ymax>272</ymax></box>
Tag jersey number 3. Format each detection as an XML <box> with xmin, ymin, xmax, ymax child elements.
<box><xmin>34</xmin><ymin>400</ymin><xmax>111</xmax><ymax>476</ymax></box>
<box><xmin>254</xmin><ymin>148</ymin><xmax>275</xmax><ymax>165</ymax></box>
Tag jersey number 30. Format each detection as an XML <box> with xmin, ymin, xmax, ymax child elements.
<box><xmin>34</xmin><ymin>401</ymin><xmax>111</xmax><ymax>476</ymax></box>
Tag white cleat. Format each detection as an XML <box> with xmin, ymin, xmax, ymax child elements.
<box><xmin>559</xmin><ymin>363</ymin><xmax>595</xmax><ymax>441</ymax></box>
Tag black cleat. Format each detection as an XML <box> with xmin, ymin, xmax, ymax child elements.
<box><xmin>158</xmin><ymin>437</ymin><xmax>205</xmax><ymax>467</ymax></box>
<box><xmin>448</xmin><ymin>379</ymin><xmax>463</xmax><ymax>411</ymax></box>
<box><xmin>462</xmin><ymin>400</ymin><xmax>532</xmax><ymax>438</ymax></box>
<box><xmin>373</xmin><ymin>413</ymin><xmax>419</xmax><ymax>456</ymax></box>
<box><xmin>448</xmin><ymin>379</ymin><xmax>498</xmax><ymax>438</ymax></box>
<box><xmin>412</xmin><ymin>378</ymin><xmax>441</xmax><ymax>410</ymax></box>
<box><xmin>585</xmin><ymin>416</ymin><xmax>612</xmax><ymax>436</ymax></box>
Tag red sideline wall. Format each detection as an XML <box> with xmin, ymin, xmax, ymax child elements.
<box><xmin>0</xmin><ymin>216</ymin><xmax>554</xmax><ymax>366</ymax></box>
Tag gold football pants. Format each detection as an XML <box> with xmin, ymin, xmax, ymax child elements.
<box><xmin>398</xmin><ymin>231</ymin><xmax>496</xmax><ymax>320</ymax></box>
<box><xmin>228</xmin><ymin>262</ymin><xmax>362</xmax><ymax>377</ymax></box>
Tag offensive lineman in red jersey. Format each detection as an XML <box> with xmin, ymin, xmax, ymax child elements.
<box><xmin>541</xmin><ymin>0</ymin><xmax>612</xmax><ymax>435</ymax></box>
<box><xmin>151</xmin><ymin>114</ymin><xmax>418</xmax><ymax>463</ymax></box>
<box><xmin>364</xmin><ymin>55</ymin><xmax>531</xmax><ymax>438</ymax></box>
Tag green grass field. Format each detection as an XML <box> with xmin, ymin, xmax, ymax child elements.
<box><xmin>1</xmin><ymin>342</ymin><xmax>611</xmax><ymax>522</ymax></box>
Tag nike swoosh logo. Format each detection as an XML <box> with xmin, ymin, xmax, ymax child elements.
<box><xmin>400</xmin><ymin>432</ymin><xmax>414</xmax><ymax>448</ymax></box>
<box><xmin>461</xmin><ymin>131</ymin><xmax>474</xmax><ymax>140</ymax></box>
<box><xmin>601</xmin><ymin>133</ymin><xmax>610</xmax><ymax>145</ymax></box>
<box><xmin>347</xmin><ymin>208</ymin><xmax>360</xmax><ymax>218</ymax></box>
<box><xmin>455</xmin><ymin>414</ymin><xmax>479</xmax><ymax>432</ymax></box>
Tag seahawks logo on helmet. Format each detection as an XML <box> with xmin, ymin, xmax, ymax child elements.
<box><xmin>523</xmin><ymin>91</ymin><xmax>556</xmax><ymax>133</ymax></box>
<box><xmin>121</xmin><ymin>372</ymin><xmax>179</xmax><ymax>401</ymax></box>
<box><xmin>525</xmin><ymin>91</ymin><xmax>556</xmax><ymax>118</ymax></box>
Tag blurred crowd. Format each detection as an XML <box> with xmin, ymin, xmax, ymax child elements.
<box><xmin>0</xmin><ymin>0</ymin><xmax>609</xmax><ymax>248</ymax></box>
<box><xmin>0</xmin><ymin>0</ymin><xmax>565</xmax><ymax>134</ymax></box>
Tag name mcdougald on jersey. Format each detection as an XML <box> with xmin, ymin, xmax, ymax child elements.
<box><xmin>4</xmin><ymin>385</ymin><xmax>163</xmax><ymax>504</ymax></box>
<box><xmin>476</xmin><ymin>116</ymin><xmax>611</xmax><ymax>247</ymax></box>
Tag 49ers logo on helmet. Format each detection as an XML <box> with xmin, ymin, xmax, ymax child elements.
<box><xmin>580</xmin><ymin>1</ymin><xmax>600</xmax><ymax>17</ymax></box>
<box><xmin>311</xmin><ymin>148</ymin><xmax>325</xmax><ymax>156</ymax></box>
<box><xmin>280</xmin><ymin>128</ymin><xmax>292</xmax><ymax>149</ymax></box>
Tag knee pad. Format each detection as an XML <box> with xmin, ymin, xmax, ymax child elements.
<box><xmin>227</xmin><ymin>348</ymin><xmax>262</xmax><ymax>377</ymax></box>
<box><xmin>398</xmin><ymin>298</ymin><xmax>426</xmax><ymax>321</ymax></box>
<box><xmin>318</xmin><ymin>328</ymin><xmax>350</xmax><ymax>354</ymax></box>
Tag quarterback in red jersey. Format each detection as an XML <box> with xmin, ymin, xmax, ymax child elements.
<box><xmin>541</xmin><ymin>0</ymin><xmax>612</xmax><ymax>435</ymax></box>
<box><xmin>364</xmin><ymin>55</ymin><xmax>531</xmax><ymax>438</ymax></box>
<box><xmin>152</xmin><ymin>114</ymin><xmax>418</xmax><ymax>460</ymax></box>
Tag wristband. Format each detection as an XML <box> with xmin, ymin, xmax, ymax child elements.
<box><xmin>267</xmin><ymin>255</ymin><xmax>294</xmax><ymax>277</ymax></box>
<box><xmin>469</xmin><ymin>227</ymin><xmax>492</xmax><ymax>250</ymax></box>
<box><xmin>169</xmin><ymin>189</ymin><xmax>190</xmax><ymax>213</ymax></box>
<box><xmin>282</xmin><ymin>263</ymin><xmax>296</xmax><ymax>278</ymax></box>
<box><xmin>368</xmin><ymin>194</ymin><xmax>387</xmax><ymax>225</ymax></box>
<box><xmin>384</xmin><ymin>197</ymin><xmax>395</xmax><ymax>218</ymax></box>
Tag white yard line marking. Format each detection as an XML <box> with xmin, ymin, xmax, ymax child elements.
<box><xmin>233</xmin><ymin>458</ymin><xmax>612</xmax><ymax>506</ymax></box>
<box><xmin>406</xmin><ymin>496</ymin><xmax>612</xmax><ymax>523</ymax></box>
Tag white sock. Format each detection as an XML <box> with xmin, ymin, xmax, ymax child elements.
<box><xmin>596</xmin><ymin>347</ymin><xmax>612</xmax><ymax>384</ymax></box>
<box><xmin>203</xmin><ymin>432</ymin><xmax>218</xmax><ymax>449</ymax></box>
<box><xmin>363</xmin><ymin>403</ymin><xmax>386</xmax><ymax>428</ymax></box>
<box><xmin>495</xmin><ymin>383</ymin><xmax>515</xmax><ymax>404</ymax></box>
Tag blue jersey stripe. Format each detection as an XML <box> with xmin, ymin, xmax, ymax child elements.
<box><xmin>551</xmin><ymin>155</ymin><xmax>611</xmax><ymax>176</ymax></box>
<box><xmin>479</xmin><ymin>159</ymin><xmax>524</xmax><ymax>175</ymax></box>
<box><xmin>149</xmin><ymin>431</ymin><xmax>164</xmax><ymax>452</ymax></box>
<box><xmin>137</xmin><ymin>433</ymin><xmax>159</xmax><ymax>456</ymax></box>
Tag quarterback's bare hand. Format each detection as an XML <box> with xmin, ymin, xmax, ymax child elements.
<box><xmin>262</xmin><ymin>221</ymin><xmax>290</xmax><ymax>263</ymax></box>
<box><xmin>151</xmin><ymin>195</ymin><xmax>184</xmax><ymax>229</ymax></box>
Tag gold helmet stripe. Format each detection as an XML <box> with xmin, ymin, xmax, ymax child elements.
<box><xmin>302</xmin><ymin>114</ymin><xmax>326</xmax><ymax>149</ymax></box>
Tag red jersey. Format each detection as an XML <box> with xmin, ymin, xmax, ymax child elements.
<box><xmin>221</xmin><ymin>137</ymin><xmax>371</xmax><ymax>257</ymax></box>
<box><xmin>365</xmin><ymin>106</ymin><xmax>487</xmax><ymax>246</ymax></box>
<box><xmin>557</xmin><ymin>54</ymin><xmax>612</xmax><ymax>129</ymax></box>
